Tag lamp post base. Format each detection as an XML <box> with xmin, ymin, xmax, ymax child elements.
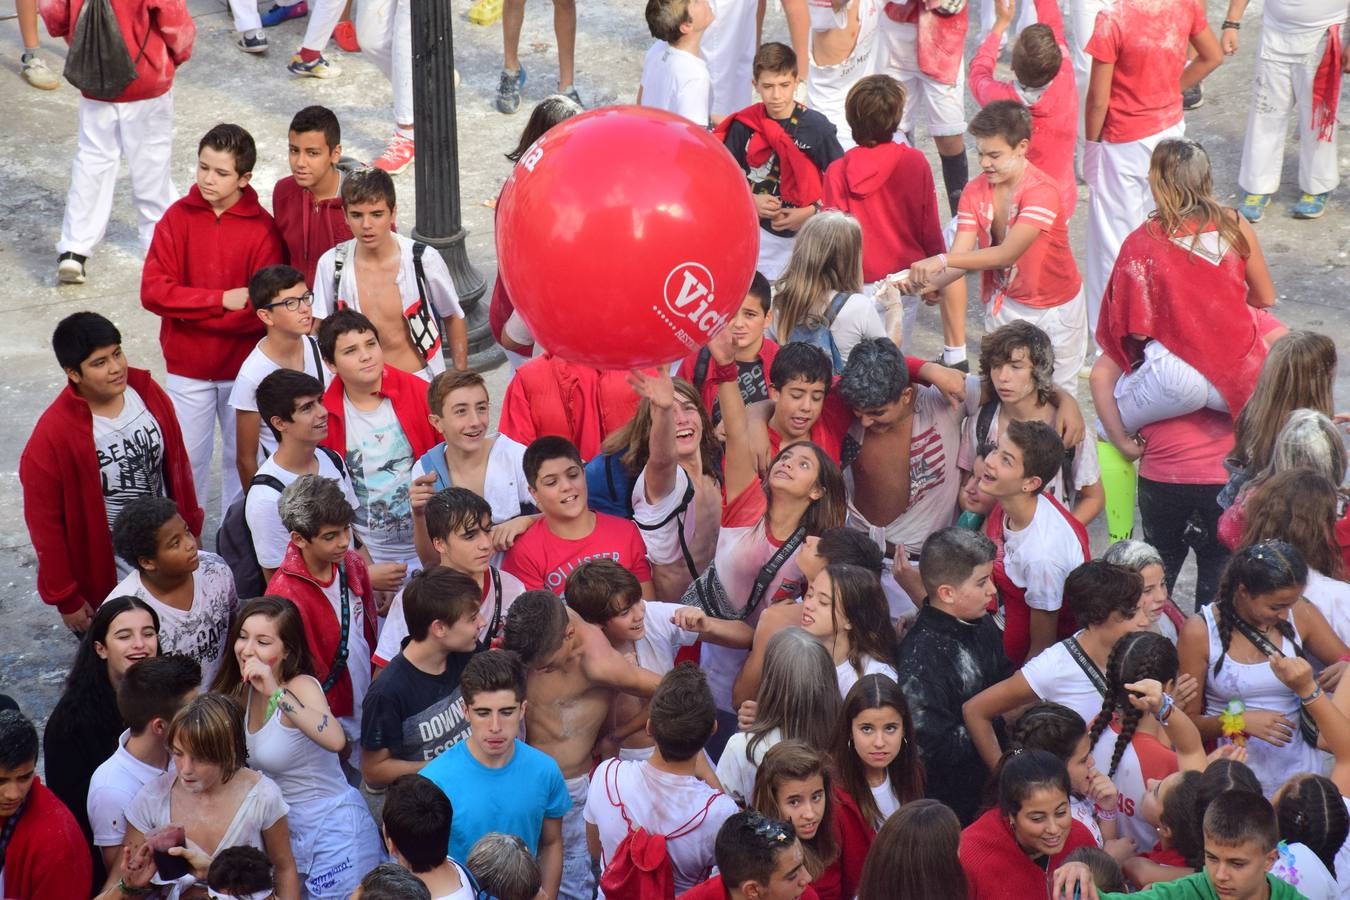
<box><xmin>410</xmin><ymin>227</ymin><xmax>504</xmax><ymax>374</ymax></box>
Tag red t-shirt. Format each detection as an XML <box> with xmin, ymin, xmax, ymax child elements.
<box><xmin>502</xmin><ymin>512</ymin><xmax>653</xmax><ymax>594</ymax></box>
<box><xmin>1086</xmin><ymin>0</ymin><xmax>1208</xmax><ymax>143</ymax></box>
<box><xmin>956</xmin><ymin>162</ymin><xmax>1081</xmax><ymax>310</ymax></box>
<box><xmin>767</xmin><ymin>391</ymin><xmax>854</xmax><ymax>463</ymax></box>
<box><xmin>680</xmin><ymin>876</ymin><xmax>821</xmax><ymax>900</ymax></box>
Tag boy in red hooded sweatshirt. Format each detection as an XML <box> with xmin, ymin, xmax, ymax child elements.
<box><xmin>141</xmin><ymin>123</ymin><xmax>286</xmax><ymax>510</ymax></box>
<box><xmin>42</xmin><ymin>0</ymin><xmax>195</xmax><ymax>285</ymax></box>
<box><xmin>271</xmin><ymin>105</ymin><xmax>357</xmax><ymax>286</ymax></box>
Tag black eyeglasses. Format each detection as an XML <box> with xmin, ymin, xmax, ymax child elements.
<box><xmin>263</xmin><ymin>291</ymin><xmax>315</xmax><ymax>312</ymax></box>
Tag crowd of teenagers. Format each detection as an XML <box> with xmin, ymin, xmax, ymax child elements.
<box><xmin>9</xmin><ymin>0</ymin><xmax>1350</xmax><ymax>891</ymax></box>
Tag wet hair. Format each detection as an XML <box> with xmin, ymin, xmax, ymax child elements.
<box><xmin>599</xmin><ymin>376</ymin><xmax>720</xmax><ymax>483</ymax></box>
<box><xmin>288</xmin><ymin>104</ymin><xmax>341</xmax><ymax>150</ymax></box>
<box><xmin>856</xmin><ymin>799</ymin><xmax>965</xmax><ymax>900</ymax></box>
<box><xmin>112</xmin><ymin>496</ymin><xmax>183</xmax><ymax>569</ymax></box>
<box><xmin>565</xmin><ymin>559</ymin><xmax>642</xmax><ymax>625</ymax></box>
<box><xmin>1162</xmin><ymin>770</ymin><xmax>1205</xmax><ymax>869</ymax></box>
<box><xmin>919</xmin><ymin>527</ymin><xmax>997</xmax><ymax>600</ymax></box>
<box><xmin>404</xmin><ymin>566</ymin><xmax>484</xmax><ymax>640</ymax></box>
<box><xmin>211</xmin><ymin>597</ymin><xmax>315</xmax><ymax>698</ymax></box>
<box><xmin>278</xmin><ymin>473</ymin><xmax>354</xmax><ymax>538</ymax></box>
<box><xmin>818</xmin><ymin>527</ymin><xmax>885</xmax><ymax>574</ymax></box>
<box><xmin>838</xmin><ymin>338</ymin><xmax>911</xmax><ymax>411</ymax></box>
<box><xmin>523</xmin><ymin>435</ymin><xmax>584</xmax><ymax>489</ymax></box>
<box><xmin>647</xmin><ymin>0</ymin><xmax>693</xmax><ymax>42</ymax></box>
<box><xmin>427</xmin><ymin>369</ymin><xmax>488</xmax><ymax>420</ymax></box>
<box><xmin>166</xmin><ymin>693</ymin><xmax>248</xmax><ymax>782</ymax></box>
<box><xmin>1062</xmin><ymin>846</ymin><xmax>1126</xmax><ymax>893</ymax></box>
<box><xmin>459</xmin><ymin>649</ymin><xmax>527</xmax><ymax>705</ymax></box>
<box><xmin>1002</xmin><ymin>418</ymin><xmax>1064</xmax><ymax>491</ymax></box>
<box><xmin>1232</xmin><ymin>332</ymin><xmax>1338</xmax><ymax>475</ymax></box>
<box><xmin>501</xmin><ymin>590</ymin><xmax>570</xmax><ymax>668</ymax></box>
<box><xmin>746</xmin><ymin>271</ymin><xmax>773</xmax><ymax>313</ymax></box>
<box><xmin>53</xmin><ymin>310</ymin><xmax>121</xmax><ymax>373</ymax></box>
<box><xmin>248</xmin><ymin>264</ymin><xmax>307</xmax><ymax>310</ymax></box>
<box><xmin>207</xmin><ymin>846</ymin><xmax>274</xmax><ymax>897</ymax></box>
<box><xmin>1065</xmin><ymin>560</ymin><xmax>1143</xmax><ymax>630</ymax></box>
<box><xmin>998</xmin><ymin>749</ymin><xmax>1071</xmax><ymax>817</ymax></box>
<box><xmin>769</xmin><ymin>341</ymin><xmax>834</xmax><ymax>392</ymax></box>
<box><xmin>506</xmin><ymin>95</ymin><xmax>583</xmax><ymax>163</ymax></box>
<box><xmin>0</xmin><ymin>710</ymin><xmax>38</xmax><ymax>770</ymax></box>
<box><xmin>753</xmin><ymin>42</ymin><xmax>797</xmax><ymax>80</ymax></box>
<box><xmin>383</xmin><ymin>774</ymin><xmax>454</xmax><ymax>873</ymax></box>
<box><xmin>339</xmin><ymin>165</ymin><xmax>396</xmax><ymax>210</ymax></box>
<box><xmin>820</xmin><ymin>563</ymin><xmax>896</xmax><ymax>678</ymax></box>
<box><xmin>1011</xmin><ymin>23</ymin><xmax>1061</xmax><ymax>89</ymax></box>
<box><xmin>845</xmin><ymin>74</ymin><xmax>905</xmax><ymax>147</ymax></box>
<box><xmin>255</xmin><ymin>369</ymin><xmax>326</xmax><ymax>442</ymax></box>
<box><xmin>715</xmin><ymin>811</ymin><xmax>801</xmax><ymax>890</ymax></box>
<box><xmin>317</xmin><ymin>308</ymin><xmax>380</xmax><ymax>364</ymax></box>
<box><xmin>979</xmin><ymin>320</ymin><xmax>1056</xmax><ymax>407</ymax></box>
<box><xmin>199</xmin><ymin>123</ymin><xmax>258</xmax><ymax>175</ymax></box>
<box><xmin>1147</xmin><ymin>139</ymin><xmax>1247</xmax><ymax>259</ymax></box>
<box><xmin>752</xmin><ymin>741</ymin><xmax>839</xmax><ymax>877</ymax></box>
<box><xmin>1241</xmin><ymin>468</ymin><xmax>1345</xmax><ymax>578</ymax></box>
<box><xmin>834</xmin><ymin>674</ymin><xmax>924</xmax><ymax>829</ymax></box>
<box><xmin>467</xmin><ymin>833</ymin><xmax>542</xmax><ymax>900</ymax></box>
<box><xmin>1204</xmin><ymin>790</ymin><xmax>1279</xmax><ymax>853</ymax></box>
<box><xmin>773</xmin><ymin>212</ymin><xmax>865</xmax><ymax>345</ymax></box>
<box><xmin>424</xmin><ymin>488</ymin><xmax>493</xmax><ymax>548</ymax></box>
<box><xmin>53</xmin><ymin>597</ymin><xmax>161</xmax><ymax>747</ymax></box>
<box><xmin>649</xmin><ymin>663</ymin><xmax>717</xmax><ymax>761</ymax></box>
<box><xmin>745</xmin><ymin>628</ymin><xmax>841</xmax><ymax>761</ymax></box>
<box><xmin>1276</xmin><ymin>774</ymin><xmax>1348</xmax><ymax>875</ymax></box>
<box><xmin>1101</xmin><ymin>539</ymin><xmax>1165</xmax><ymax>574</ymax></box>
<box><xmin>356</xmin><ymin>863</ymin><xmax>431</xmax><ymax>900</ymax></box>
<box><xmin>1086</xmin><ymin>633</ymin><xmax>1178</xmax><ymax>777</ymax></box>
<box><xmin>118</xmin><ymin>654</ymin><xmax>201</xmax><ymax>735</ymax></box>
<box><xmin>969</xmin><ymin>100</ymin><xmax>1032</xmax><ymax>147</ymax></box>
<box><xmin>764</xmin><ymin>441</ymin><xmax>847</xmax><ymax>537</ymax></box>
<box><xmin>1210</xmin><ymin>540</ymin><xmax>1309</xmax><ymax>676</ymax></box>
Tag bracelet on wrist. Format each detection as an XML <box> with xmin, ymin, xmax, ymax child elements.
<box><xmin>1094</xmin><ymin>806</ymin><xmax>1120</xmax><ymax>821</ymax></box>
<box><xmin>1221</xmin><ymin>19</ymin><xmax>1241</xmax><ymax>28</ymax></box>
<box><xmin>1300</xmin><ymin>685</ymin><xmax>1324</xmax><ymax>705</ymax></box>
<box><xmin>1155</xmin><ymin>692</ymin><xmax>1175</xmax><ymax>725</ymax></box>
<box><xmin>118</xmin><ymin>878</ymin><xmax>153</xmax><ymax>896</ymax></box>
<box><xmin>264</xmin><ymin>687</ymin><xmax>285</xmax><ymax>719</ymax></box>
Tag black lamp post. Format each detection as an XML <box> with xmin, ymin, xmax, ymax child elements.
<box><xmin>410</xmin><ymin>0</ymin><xmax>504</xmax><ymax>372</ymax></box>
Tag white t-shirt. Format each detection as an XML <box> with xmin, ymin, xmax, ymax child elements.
<box><xmin>245</xmin><ymin>449</ymin><xmax>359</xmax><ymax>569</ymax></box>
<box><xmin>830</xmin><ymin>293</ymin><xmax>887</xmax><ymax>366</ymax></box>
<box><xmin>871</xmin><ymin>774</ymin><xmax>901</xmax><ymax>824</ymax></box>
<box><xmin>321</xmin><ymin>566</ymin><xmax>372</xmax><ymax>742</ymax></box>
<box><xmin>1272</xmin><ymin>841</ymin><xmax>1337</xmax><ymax>900</ymax></box>
<box><xmin>1263</xmin><ymin>0</ymin><xmax>1346</xmax><ymax>34</ymax></box>
<box><xmin>835</xmin><ymin>654</ymin><xmax>897</xmax><ymax>698</ymax></box>
<box><xmin>433</xmin><ymin>861</ymin><xmax>478</xmax><ymax>900</ymax></box>
<box><xmin>1089</xmin><ymin>725</ymin><xmax>1178</xmax><ymax>853</ymax></box>
<box><xmin>957</xmin><ymin>404</ymin><xmax>1102</xmax><ymax>506</ymax></box>
<box><xmin>411</xmin><ymin>435</ymin><xmax>533</xmax><ymax>526</ymax></box>
<box><xmin>632</xmin><ymin>467</ymin><xmax>699</xmax><ymax>568</ymax></box>
<box><xmin>635</xmin><ymin>601</ymin><xmax>700</xmax><ymax>675</ymax></box>
<box><xmin>1001</xmin><ymin>494</ymin><xmax>1084</xmax><ymax>613</ymax></box>
<box><xmin>806</xmin><ymin>0</ymin><xmax>883</xmax><ymax>151</ymax></box>
<box><xmin>106</xmin><ymin>551</ymin><xmax>238</xmax><ymax>689</ymax></box>
<box><xmin>1305</xmin><ymin>570</ymin><xmax>1350</xmax><ymax>649</ymax></box>
<box><xmin>715</xmin><ymin>727</ymin><xmax>782</xmax><ymax>807</ymax></box>
<box><xmin>87</xmin><ymin>730</ymin><xmax>172</xmax><ymax>848</ymax></box>
<box><xmin>313</xmin><ymin>234</ymin><xmax>466</xmax><ymax>378</ymax></box>
<box><xmin>227</xmin><ymin>337</ymin><xmax>330</xmax><ymax>460</ymax></box>
<box><xmin>344</xmin><ymin>396</ymin><xmax>417</xmax><ymax>563</ymax></box>
<box><xmin>94</xmin><ymin>386</ymin><xmax>165</xmax><ymax>532</ymax></box>
<box><xmin>584</xmin><ymin>758</ymin><xmax>738</xmax><ymax>896</ymax></box>
<box><xmin>1020</xmin><ymin>635</ymin><xmax>1106</xmax><ymax>728</ymax></box>
<box><xmin>640</xmin><ymin>41</ymin><xmax>713</xmax><ymax>125</ymax></box>
<box><xmin>374</xmin><ymin>567</ymin><xmax>527</xmax><ymax>666</ymax></box>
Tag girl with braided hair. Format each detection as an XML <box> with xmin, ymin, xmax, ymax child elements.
<box><xmin>1086</xmin><ymin>633</ymin><xmax>1206</xmax><ymax>853</ymax></box>
<box><xmin>1178</xmin><ymin>540</ymin><xmax>1350</xmax><ymax>797</ymax></box>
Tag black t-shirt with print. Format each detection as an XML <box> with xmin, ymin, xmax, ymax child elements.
<box><xmin>360</xmin><ymin>649</ymin><xmax>477</xmax><ymax>762</ymax></box>
<box><xmin>724</xmin><ymin>104</ymin><xmax>844</xmax><ymax>239</ymax></box>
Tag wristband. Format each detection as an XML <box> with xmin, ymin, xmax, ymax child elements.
<box><xmin>118</xmin><ymin>879</ymin><xmax>153</xmax><ymax>896</ymax></box>
<box><xmin>1337</xmin><ymin>655</ymin><xmax>1350</xmax><ymax>663</ymax></box>
<box><xmin>1155</xmin><ymin>692</ymin><xmax>1175</xmax><ymax>725</ymax></box>
<box><xmin>1094</xmin><ymin>806</ymin><xmax>1119</xmax><ymax>821</ymax></box>
<box><xmin>1300</xmin><ymin>685</ymin><xmax>1324</xmax><ymax>705</ymax></box>
<box><xmin>710</xmin><ymin>361</ymin><xmax>740</xmax><ymax>384</ymax></box>
<box><xmin>265</xmin><ymin>687</ymin><xmax>285</xmax><ymax>719</ymax></box>
<box><xmin>1221</xmin><ymin>19</ymin><xmax>1240</xmax><ymax>28</ymax></box>
<box><xmin>936</xmin><ymin>253</ymin><xmax>948</xmax><ymax>272</ymax></box>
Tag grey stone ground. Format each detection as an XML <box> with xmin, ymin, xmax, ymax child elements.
<box><xmin>1</xmin><ymin>0</ymin><xmax>1346</xmax><ymax>743</ymax></box>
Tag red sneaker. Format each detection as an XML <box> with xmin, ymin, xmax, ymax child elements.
<box><xmin>334</xmin><ymin>20</ymin><xmax>360</xmax><ymax>52</ymax></box>
<box><xmin>372</xmin><ymin>134</ymin><xmax>415</xmax><ymax>175</ymax></box>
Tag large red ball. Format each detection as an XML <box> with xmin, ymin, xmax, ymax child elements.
<box><xmin>496</xmin><ymin>105</ymin><xmax>759</xmax><ymax>370</ymax></box>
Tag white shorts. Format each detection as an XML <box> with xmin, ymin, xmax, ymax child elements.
<box><xmin>757</xmin><ymin>229</ymin><xmax>795</xmax><ymax>281</ymax></box>
<box><xmin>1114</xmin><ymin>340</ymin><xmax>1226</xmax><ymax>434</ymax></box>
<box><xmin>877</xmin><ymin>18</ymin><xmax>968</xmax><ymax>138</ymax></box>
<box><xmin>985</xmin><ymin>289</ymin><xmax>1088</xmax><ymax>396</ymax></box>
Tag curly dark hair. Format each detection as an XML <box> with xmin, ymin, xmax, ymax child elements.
<box><xmin>111</xmin><ymin>496</ymin><xmax>182</xmax><ymax>570</ymax></box>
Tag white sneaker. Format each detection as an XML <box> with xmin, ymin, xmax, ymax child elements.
<box><xmin>22</xmin><ymin>55</ymin><xmax>60</xmax><ymax>90</ymax></box>
<box><xmin>57</xmin><ymin>252</ymin><xmax>87</xmax><ymax>284</ymax></box>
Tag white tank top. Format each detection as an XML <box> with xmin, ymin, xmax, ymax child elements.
<box><xmin>245</xmin><ymin>680</ymin><xmax>353</xmax><ymax>809</ymax></box>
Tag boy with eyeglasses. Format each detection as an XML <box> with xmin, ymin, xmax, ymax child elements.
<box><xmin>229</xmin><ymin>264</ymin><xmax>331</xmax><ymax>488</ymax></box>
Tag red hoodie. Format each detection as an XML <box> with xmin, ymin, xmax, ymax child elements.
<box><xmin>19</xmin><ymin>368</ymin><xmax>202</xmax><ymax>616</ymax></box>
<box><xmin>271</xmin><ymin>167</ymin><xmax>356</xmax><ymax>288</ymax></box>
<box><xmin>679</xmin><ymin>876</ymin><xmax>820</xmax><ymax>900</ymax></box>
<box><xmin>39</xmin><ymin>0</ymin><xmax>195</xmax><ymax>103</ymax></box>
<box><xmin>498</xmin><ymin>354</ymin><xmax>640</xmax><ymax>460</ymax></box>
<box><xmin>960</xmin><ymin>807</ymin><xmax>1097</xmax><ymax>900</ymax></box>
<box><xmin>320</xmin><ymin>364</ymin><xmax>441</xmax><ymax>460</ymax></box>
<box><xmin>141</xmin><ymin>184</ymin><xmax>286</xmax><ymax>381</ymax></box>
<box><xmin>822</xmin><ymin>142</ymin><xmax>947</xmax><ymax>284</ymax></box>
<box><xmin>1</xmin><ymin>779</ymin><xmax>94</xmax><ymax>900</ymax></box>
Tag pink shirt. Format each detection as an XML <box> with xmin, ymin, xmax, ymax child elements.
<box><xmin>502</xmin><ymin>512</ymin><xmax>653</xmax><ymax>594</ymax></box>
<box><xmin>1086</xmin><ymin>0</ymin><xmax>1207</xmax><ymax>143</ymax></box>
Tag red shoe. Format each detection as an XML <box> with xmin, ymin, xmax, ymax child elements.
<box><xmin>372</xmin><ymin>134</ymin><xmax>415</xmax><ymax>175</ymax></box>
<box><xmin>334</xmin><ymin>20</ymin><xmax>360</xmax><ymax>52</ymax></box>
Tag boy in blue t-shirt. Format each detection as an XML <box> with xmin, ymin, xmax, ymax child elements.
<box><xmin>420</xmin><ymin>649</ymin><xmax>569</xmax><ymax>899</ymax></box>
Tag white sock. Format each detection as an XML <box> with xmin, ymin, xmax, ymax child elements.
<box><xmin>943</xmin><ymin>345</ymin><xmax>966</xmax><ymax>365</ymax></box>
<box><xmin>395</xmin><ymin>125</ymin><xmax>414</xmax><ymax>141</ymax></box>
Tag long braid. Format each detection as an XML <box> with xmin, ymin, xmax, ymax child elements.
<box><xmin>1091</xmin><ymin>632</ymin><xmax>1179</xmax><ymax>779</ymax></box>
<box><xmin>1087</xmin><ymin>637</ymin><xmax>1130</xmax><ymax>753</ymax></box>
<box><xmin>1215</xmin><ymin>541</ymin><xmax>1311</xmax><ymax>675</ymax></box>
<box><xmin>1212</xmin><ymin>592</ymin><xmax>1236</xmax><ymax>677</ymax></box>
<box><xmin>1109</xmin><ymin>706</ymin><xmax>1145</xmax><ymax>780</ymax></box>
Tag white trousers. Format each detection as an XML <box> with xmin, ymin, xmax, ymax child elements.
<box><xmin>703</xmin><ymin>0</ymin><xmax>757</xmax><ymax>117</ymax></box>
<box><xmin>227</xmin><ymin>0</ymin><xmax>302</xmax><ymax>34</ymax></box>
<box><xmin>1238</xmin><ymin>27</ymin><xmax>1341</xmax><ymax>196</ymax></box>
<box><xmin>979</xmin><ymin>0</ymin><xmax>1040</xmax><ymax>43</ymax></box>
<box><xmin>356</xmin><ymin>0</ymin><xmax>415</xmax><ymax>126</ymax></box>
<box><xmin>1069</xmin><ymin>0</ymin><xmax>1110</xmax><ymax>122</ymax></box>
<box><xmin>985</xmin><ymin>289</ymin><xmax>1089</xmax><ymax>396</ymax></box>
<box><xmin>167</xmin><ymin>375</ymin><xmax>241</xmax><ymax>509</ymax></box>
<box><xmin>1083</xmin><ymin>121</ymin><xmax>1184</xmax><ymax>344</ymax></box>
<box><xmin>757</xmin><ymin>230</ymin><xmax>795</xmax><ymax>281</ymax></box>
<box><xmin>877</xmin><ymin>19</ymin><xmax>968</xmax><ymax>137</ymax></box>
<box><xmin>1114</xmin><ymin>340</ymin><xmax>1226</xmax><ymax>434</ymax></box>
<box><xmin>58</xmin><ymin>93</ymin><xmax>176</xmax><ymax>257</ymax></box>
<box><xmin>301</xmin><ymin>0</ymin><xmax>347</xmax><ymax>50</ymax></box>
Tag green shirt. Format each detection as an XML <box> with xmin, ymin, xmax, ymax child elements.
<box><xmin>1102</xmin><ymin>872</ymin><xmax>1307</xmax><ymax>899</ymax></box>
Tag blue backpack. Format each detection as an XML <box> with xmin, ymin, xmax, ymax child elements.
<box><xmin>787</xmin><ymin>292</ymin><xmax>850</xmax><ymax>374</ymax></box>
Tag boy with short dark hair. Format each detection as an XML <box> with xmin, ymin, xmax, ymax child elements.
<box><xmin>360</xmin><ymin>566</ymin><xmax>485</xmax><ymax>787</ymax></box>
<box><xmin>759</xmin><ymin>342</ymin><xmax>853</xmax><ymax>462</ymax></box>
<box><xmin>502</xmin><ymin>436</ymin><xmax>654</xmax><ymax>597</ymax></box>
<box><xmin>229</xmin><ymin>264</ymin><xmax>328</xmax><ymax>487</ymax></box>
<box><xmin>142</xmin><ymin>123</ymin><xmax>286</xmax><ymax>510</ymax></box>
<box><xmin>271</xmin><ymin>106</ymin><xmax>356</xmax><ymax>285</ymax></box>
<box><xmin>979</xmin><ymin>418</ymin><xmax>1090</xmax><ymax>665</ymax></box>
<box><xmin>893</xmin><ymin>527</ymin><xmax>1010</xmax><ymax>825</ymax></box>
<box><xmin>584</xmin><ymin>664</ymin><xmax>738</xmax><ymax>894</ymax></box>
<box><xmin>21</xmin><ymin>312</ymin><xmax>201</xmax><ymax>633</ymax></box>
<box><xmin>382</xmin><ymin>774</ymin><xmax>476</xmax><ymax>897</ymax></box>
<box><xmin>87</xmin><ymin>654</ymin><xmax>200</xmax><ymax>879</ymax></box>
<box><xmin>676</xmin><ymin>272</ymin><xmax>779</xmax><ymax>426</ymax></box>
<box><xmin>715</xmin><ymin>43</ymin><xmax>843</xmax><ymax>279</ymax></box>
<box><xmin>109</xmin><ymin>497</ymin><xmax>237</xmax><ymax>688</ymax></box>
<box><xmin>679</xmin><ymin>812</ymin><xmax>814</xmax><ymax>900</ymax></box>
<box><xmin>638</xmin><ymin>0</ymin><xmax>715</xmax><ymax>125</ymax></box>
<box><xmin>313</xmin><ymin>168</ymin><xmax>467</xmax><ymax>379</ymax></box>
<box><xmin>420</xmin><ymin>650</ymin><xmax>569</xmax><ymax>899</ymax></box>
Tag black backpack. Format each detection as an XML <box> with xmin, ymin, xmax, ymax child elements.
<box><xmin>217</xmin><ymin>447</ymin><xmax>346</xmax><ymax>597</ymax></box>
<box><xmin>63</xmin><ymin>0</ymin><xmax>148</xmax><ymax>99</ymax></box>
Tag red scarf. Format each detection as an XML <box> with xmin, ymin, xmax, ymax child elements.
<box><xmin>1312</xmin><ymin>24</ymin><xmax>1343</xmax><ymax>142</ymax></box>
<box><xmin>714</xmin><ymin>104</ymin><xmax>823</xmax><ymax>207</ymax></box>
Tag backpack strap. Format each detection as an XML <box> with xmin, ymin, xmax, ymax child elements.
<box><xmin>317</xmin><ymin>445</ymin><xmax>347</xmax><ymax>478</ymax></box>
<box><xmin>824</xmin><ymin>291</ymin><xmax>850</xmax><ymax>327</ymax></box>
<box><xmin>306</xmin><ymin>335</ymin><xmax>323</xmax><ymax>380</ymax></box>
<box><xmin>249</xmin><ymin>473</ymin><xmax>286</xmax><ymax>494</ymax></box>
<box><xmin>603</xmin><ymin>758</ymin><xmax>634</xmax><ymax>831</ymax></box>
<box><xmin>974</xmin><ymin>400</ymin><xmax>998</xmax><ymax>453</ymax></box>
<box><xmin>667</xmin><ymin>791</ymin><xmax>725</xmax><ymax>841</ymax></box>
<box><xmin>635</xmin><ymin>477</ymin><xmax>699</xmax><ymax>578</ymax></box>
<box><xmin>331</xmin><ymin>242</ymin><xmax>348</xmax><ymax>309</ymax></box>
<box><xmin>478</xmin><ymin>567</ymin><xmax>505</xmax><ymax>651</ymax></box>
<box><xmin>1059</xmin><ymin>445</ymin><xmax>1078</xmax><ymax>506</ymax></box>
<box><xmin>692</xmin><ymin>347</ymin><xmax>712</xmax><ymax>392</ymax></box>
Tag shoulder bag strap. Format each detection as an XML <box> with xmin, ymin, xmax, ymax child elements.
<box><xmin>307</xmin><ymin>335</ymin><xmax>323</xmax><ymax>380</ymax></box>
<box><xmin>1064</xmin><ymin>637</ymin><xmax>1108</xmax><ymax>697</ymax></box>
<box><xmin>745</xmin><ymin>526</ymin><xmax>807</xmax><ymax>618</ymax></box>
<box><xmin>332</xmin><ymin>242</ymin><xmax>348</xmax><ymax>308</ymax></box>
<box><xmin>319</xmin><ymin>564</ymin><xmax>351</xmax><ymax>693</ymax></box>
<box><xmin>479</xmin><ymin>567</ymin><xmax>504</xmax><ymax>651</ymax></box>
